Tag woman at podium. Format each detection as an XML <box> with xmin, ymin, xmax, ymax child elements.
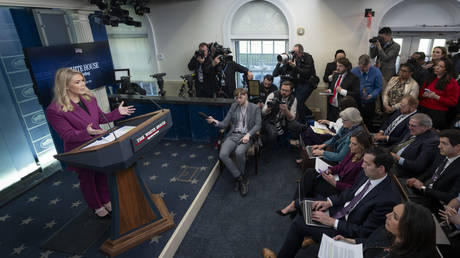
<box><xmin>46</xmin><ymin>68</ymin><xmax>135</xmax><ymax>218</ymax></box>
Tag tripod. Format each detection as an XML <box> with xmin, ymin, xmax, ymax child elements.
<box><xmin>179</xmin><ymin>74</ymin><xmax>195</xmax><ymax>97</ymax></box>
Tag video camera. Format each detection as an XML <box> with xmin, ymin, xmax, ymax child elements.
<box><xmin>277</xmin><ymin>50</ymin><xmax>295</xmax><ymax>64</ymax></box>
<box><xmin>369</xmin><ymin>36</ymin><xmax>384</xmax><ymax>45</ymax></box>
<box><xmin>209</xmin><ymin>42</ymin><xmax>232</xmax><ymax>62</ymax></box>
<box><xmin>117</xmin><ymin>76</ymin><xmax>146</xmax><ymax>95</ymax></box>
<box><xmin>447</xmin><ymin>39</ymin><xmax>460</xmax><ymax>53</ymax></box>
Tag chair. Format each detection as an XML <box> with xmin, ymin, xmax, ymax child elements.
<box><xmin>217</xmin><ymin>127</ymin><xmax>261</xmax><ymax>175</ymax></box>
<box><xmin>391</xmin><ymin>173</ymin><xmax>409</xmax><ymax>201</ymax></box>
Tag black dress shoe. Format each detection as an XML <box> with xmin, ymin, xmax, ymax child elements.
<box><xmin>275</xmin><ymin>210</ymin><xmax>297</xmax><ymax>219</ymax></box>
<box><xmin>239</xmin><ymin>176</ymin><xmax>249</xmax><ymax>197</ymax></box>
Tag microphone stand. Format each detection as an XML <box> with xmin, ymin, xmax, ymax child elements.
<box><xmin>99</xmin><ymin>112</ymin><xmax>118</xmax><ymax>141</ymax></box>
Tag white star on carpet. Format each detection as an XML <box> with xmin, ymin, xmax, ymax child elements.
<box><xmin>198</xmin><ymin>144</ymin><xmax>204</xmax><ymax>148</ymax></box>
<box><xmin>40</xmin><ymin>250</ymin><xmax>54</xmax><ymax>258</ymax></box>
<box><xmin>180</xmin><ymin>165</ymin><xmax>187</xmax><ymax>169</ymax></box>
<box><xmin>170</xmin><ymin>211</ymin><xmax>177</xmax><ymax>220</ymax></box>
<box><xmin>143</xmin><ymin>161</ymin><xmax>151</xmax><ymax>166</ymax></box>
<box><xmin>180</xmin><ymin>143</ymin><xmax>187</xmax><ymax>147</ymax></box>
<box><xmin>169</xmin><ymin>177</ymin><xmax>177</xmax><ymax>183</ymax></box>
<box><xmin>191</xmin><ymin>179</ymin><xmax>198</xmax><ymax>184</ymax></box>
<box><xmin>149</xmin><ymin>175</ymin><xmax>158</xmax><ymax>181</ymax></box>
<box><xmin>68</xmin><ymin>255</ymin><xmax>82</xmax><ymax>258</ymax></box>
<box><xmin>164</xmin><ymin>142</ymin><xmax>171</xmax><ymax>146</ymax></box>
<box><xmin>52</xmin><ymin>180</ymin><xmax>63</xmax><ymax>186</ymax></box>
<box><xmin>208</xmin><ymin>155</ymin><xmax>214</xmax><ymax>160</ymax></box>
<box><xmin>200</xmin><ymin>166</ymin><xmax>207</xmax><ymax>171</ymax></box>
<box><xmin>179</xmin><ymin>193</ymin><xmax>189</xmax><ymax>200</ymax></box>
<box><xmin>159</xmin><ymin>192</ymin><xmax>166</xmax><ymax>198</ymax></box>
<box><xmin>149</xmin><ymin>235</ymin><xmax>162</xmax><ymax>244</ymax></box>
<box><xmin>20</xmin><ymin>217</ymin><xmax>34</xmax><ymax>225</ymax></box>
<box><xmin>11</xmin><ymin>244</ymin><xmax>26</xmax><ymax>255</ymax></box>
<box><xmin>154</xmin><ymin>151</ymin><xmax>161</xmax><ymax>156</ymax></box>
<box><xmin>49</xmin><ymin>198</ymin><xmax>61</xmax><ymax>205</ymax></box>
<box><xmin>72</xmin><ymin>183</ymin><xmax>80</xmax><ymax>188</ymax></box>
<box><xmin>0</xmin><ymin>214</ymin><xmax>11</xmax><ymax>221</ymax></box>
<box><xmin>189</xmin><ymin>154</ymin><xmax>196</xmax><ymax>158</ymax></box>
<box><xmin>161</xmin><ymin>163</ymin><xmax>169</xmax><ymax>168</ymax></box>
<box><xmin>27</xmin><ymin>196</ymin><xmax>39</xmax><ymax>202</ymax></box>
<box><xmin>171</xmin><ymin>152</ymin><xmax>178</xmax><ymax>157</ymax></box>
<box><xmin>44</xmin><ymin>220</ymin><xmax>57</xmax><ymax>229</ymax></box>
<box><xmin>71</xmin><ymin>200</ymin><xmax>82</xmax><ymax>208</ymax></box>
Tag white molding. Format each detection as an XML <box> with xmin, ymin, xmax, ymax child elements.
<box><xmin>159</xmin><ymin>161</ymin><xmax>221</xmax><ymax>258</ymax></box>
<box><xmin>223</xmin><ymin>0</ymin><xmax>295</xmax><ymax>50</ymax></box>
<box><xmin>390</xmin><ymin>26</ymin><xmax>460</xmax><ymax>32</ymax></box>
<box><xmin>229</xmin><ymin>34</ymin><xmax>289</xmax><ymax>40</ymax></box>
<box><xmin>0</xmin><ymin>0</ymin><xmax>97</xmax><ymax>11</ymax></box>
<box><xmin>145</xmin><ymin>15</ymin><xmax>161</xmax><ymax>74</ymax></box>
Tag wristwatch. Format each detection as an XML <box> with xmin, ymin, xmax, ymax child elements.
<box><xmin>421</xmin><ymin>185</ymin><xmax>426</xmax><ymax>194</ymax></box>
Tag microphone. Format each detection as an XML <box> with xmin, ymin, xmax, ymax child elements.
<box><xmin>99</xmin><ymin>112</ymin><xmax>118</xmax><ymax>141</ymax></box>
<box><xmin>198</xmin><ymin>112</ymin><xmax>216</xmax><ymax>124</ymax></box>
<box><xmin>133</xmin><ymin>92</ymin><xmax>164</xmax><ymax>111</ymax></box>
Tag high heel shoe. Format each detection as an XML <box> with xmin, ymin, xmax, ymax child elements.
<box><xmin>275</xmin><ymin>209</ymin><xmax>297</xmax><ymax>219</ymax></box>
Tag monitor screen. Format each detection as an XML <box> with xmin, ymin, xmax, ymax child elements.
<box><xmin>114</xmin><ymin>69</ymin><xmax>130</xmax><ymax>82</ymax></box>
<box><xmin>24</xmin><ymin>41</ymin><xmax>115</xmax><ymax>107</ymax></box>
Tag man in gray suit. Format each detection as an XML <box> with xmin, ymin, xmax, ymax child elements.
<box><xmin>207</xmin><ymin>88</ymin><xmax>261</xmax><ymax>196</ymax></box>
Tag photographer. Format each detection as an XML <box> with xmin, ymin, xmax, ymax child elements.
<box><xmin>188</xmin><ymin>42</ymin><xmax>217</xmax><ymax>97</ymax></box>
<box><xmin>257</xmin><ymin>74</ymin><xmax>278</xmax><ymax>109</ymax></box>
<box><xmin>262</xmin><ymin>80</ymin><xmax>303</xmax><ymax>148</ymax></box>
<box><xmin>205</xmin><ymin>42</ymin><xmax>253</xmax><ymax>98</ymax></box>
<box><xmin>273</xmin><ymin>44</ymin><xmax>318</xmax><ymax>123</ymax></box>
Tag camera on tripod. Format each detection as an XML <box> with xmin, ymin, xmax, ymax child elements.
<box><xmin>277</xmin><ymin>50</ymin><xmax>295</xmax><ymax>64</ymax></box>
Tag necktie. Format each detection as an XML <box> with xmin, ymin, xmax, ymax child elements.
<box><xmin>330</xmin><ymin>75</ymin><xmax>342</xmax><ymax>104</ymax></box>
<box><xmin>384</xmin><ymin>114</ymin><xmax>405</xmax><ymax>135</ymax></box>
<box><xmin>427</xmin><ymin>158</ymin><xmax>448</xmax><ymax>189</ymax></box>
<box><xmin>333</xmin><ymin>180</ymin><xmax>372</xmax><ymax>219</ymax></box>
<box><xmin>392</xmin><ymin>135</ymin><xmax>416</xmax><ymax>154</ymax></box>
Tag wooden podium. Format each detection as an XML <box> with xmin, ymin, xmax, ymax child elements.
<box><xmin>55</xmin><ymin>110</ymin><xmax>174</xmax><ymax>256</ymax></box>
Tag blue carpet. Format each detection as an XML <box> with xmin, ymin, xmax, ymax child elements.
<box><xmin>0</xmin><ymin>140</ymin><xmax>218</xmax><ymax>257</ymax></box>
<box><xmin>175</xmin><ymin>146</ymin><xmax>303</xmax><ymax>258</ymax></box>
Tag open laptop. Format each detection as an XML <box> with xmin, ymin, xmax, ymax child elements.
<box><xmin>301</xmin><ymin>200</ymin><xmax>330</xmax><ymax>228</ymax></box>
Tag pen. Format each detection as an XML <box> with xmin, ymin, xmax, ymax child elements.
<box><xmin>317</xmin><ymin>169</ymin><xmax>327</xmax><ymax>178</ymax></box>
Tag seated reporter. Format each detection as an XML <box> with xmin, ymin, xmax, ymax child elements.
<box><xmin>257</xmin><ymin>74</ymin><xmax>278</xmax><ymax>109</ymax></box>
<box><xmin>390</xmin><ymin>113</ymin><xmax>439</xmax><ymax>178</ymax></box>
<box><xmin>405</xmin><ymin>129</ymin><xmax>460</xmax><ymax>212</ymax></box>
<box><xmin>262</xmin><ymin>147</ymin><xmax>401</xmax><ymax>258</ymax></box>
<box><xmin>439</xmin><ymin>194</ymin><xmax>460</xmax><ymax>258</ymax></box>
<box><xmin>311</xmin><ymin>107</ymin><xmax>363</xmax><ymax>163</ymax></box>
<box><xmin>374</xmin><ymin>95</ymin><xmax>418</xmax><ymax>147</ymax></box>
<box><xmin>295</xmin><ymin>96</ymin><xmax>358</xmax><ymax>164</ymax></box>
<box><xmin>334</xmin><ymin>202</ymin><xmax>438</xmax><ymax>258</ymax></box>
<box><xmin>262</xmin><ymin>80</ymin><xmax>303</xmax><ymax>148</ymax></box>
<box><xmin>277</xmin><ymin>130</ymin><xmax>372</xmax><ymax>217</ymax></box>
<box><xmin>206</xmin><ymin>88</ymin><xmax>261</xmax><ymax>196</ymax></box>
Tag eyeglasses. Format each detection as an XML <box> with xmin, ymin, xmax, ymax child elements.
<box><xmin>399</xmin><ymin>69</ymin><xmax>411</xmax><ymax>73</ymax></box>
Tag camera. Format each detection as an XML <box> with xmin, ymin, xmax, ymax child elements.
<box><xmin>209</xmin><ymin>42</ymin><xmax>232</xmax><ymax>62</ymax></box>
<box><xmin>369</xmin><ymin>36</ymin><xmax>384</xmax><ymax>45</ymax></box>
<box><xmin>267</xmin><ymin>97</ymin><xmax>286</xmax><ymax>109</ymax></box>
<box><xmin>194</xmin><ymin>49</ymin><xmax>205</xmax><ymax>59</ymax></box>
<box><xmin>447</xmin><ymin>39</ymin><xmax>460</xmax><ymax>53</ymax></box>
<box><xmin>277</xmin><ymin>50</ymin><xmax>295</xmax><ymax>64</ymax></box>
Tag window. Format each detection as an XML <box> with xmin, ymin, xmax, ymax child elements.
<box><xmin>235</xmin><ymin>40</ymin><xmax>287</xmax><ymax>87</ymax></box>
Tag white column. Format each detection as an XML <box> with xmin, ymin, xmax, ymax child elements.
<box><xmin>69</xmin><ymin>10</ymin><xmax>94</xmax><ymax>43</ymax></box>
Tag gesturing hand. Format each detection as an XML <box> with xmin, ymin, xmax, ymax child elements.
<box><xmin>87</xmin><ymin>123</ymin><xmax>106</xmax><ymax>135</ymax></box>
<box><xmin>118</xmin><ymin>101</ymin><xmax>135</xmax><ymax>116</ymax></box>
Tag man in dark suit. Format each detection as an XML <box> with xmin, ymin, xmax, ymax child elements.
<box><xmin>405</xmin><ymin>129</ymin><xmax>460</xmax><ymax>212</ymax></box>
<box><xmin>207</xmin><ymin>88</ymin><xmax>261</xmax><ymax>196</ymax></box>
<box><xmin>263</xmin><ymin>147</ymin><xmax>401</xmax><ymax>258</ymax></box>
<box><xmin>323</xmin><ymin>49</ymin><xmax>346</xmax><ymax>88</ymax></box>
<box><xmin>390</xmin><ymin>113</ymin><xmax>439</xmax><ymax>178</ymax></box>
<box><xmin>374</xmin><ymin>95</ymin><xmax>418</xmax><ymax>147</ymax></box>
<box><xmin>325</xmin><ymin>57</ymin><xmax>360</xmax><ymax>121</ymax></box>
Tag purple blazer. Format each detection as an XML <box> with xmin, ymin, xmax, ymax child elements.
<box><xmin>46</xmin><ymin>96</ymin><xmax>123</xmax><ymax>152</ymax></box>
<box><xmin>328</xmin><ymin>151</ymin><xmax>363</xmax><ymax>191</ymax></box>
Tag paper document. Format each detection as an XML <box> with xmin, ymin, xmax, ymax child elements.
<box><xmin>319</xmin><ymin>92</ymin><xmax>333</xmax><ymax>96</ymax></box>
<box><xmin>315</xmin><ymin>158</ymin><xmax>331</xmax><ymax>173</ymax></box>
<box><xmin>314</xmin><ymin>122</ymin><xmax>328</xmax><ymax>130</ymax></box>
<box><xmin>82</xmin><ymin>126</ymin><xmax>136</xmax><ymax>149</ymax></box>
<box><xmin>318</xmin><ymin>234</ymin><xmax>363</xmax><ymax>258</ymax></box>
<box><xmin>310</xmin><ymin>126</ymin><xmax>330</xmax><ymax>135</ymax></box>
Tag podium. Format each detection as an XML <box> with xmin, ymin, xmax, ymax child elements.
<box><xmin>55</xmin><ymin>110</ymin><xmax>175</xmax><ymax>256</ymax></box>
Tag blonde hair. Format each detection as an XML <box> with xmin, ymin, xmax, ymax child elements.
<box><xmin>53</xmin><ymin>68</ymin><xmax>93</xmax><ymax>112</ymax></box>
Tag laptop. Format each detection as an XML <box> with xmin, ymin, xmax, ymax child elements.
<box><xmin>305</xmin><ymin>145</ymin><xmax>316</xmax><ymax>159</ymax></box>
<box><xmin>301</xmin><ymin>200</ymin><xmax>330</xmax><ymax>228</ymax></box>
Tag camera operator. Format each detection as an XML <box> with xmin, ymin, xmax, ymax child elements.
<box><xmin>273</xmin><ymin>44</ymin><xmax>318</xmax><ymax>123</ymax></box>
<box><xmin>206</xmin><ymin>42</ymin><xmax>253</xmax><ymax>98</ymax></box>
<box><xmin>257</xmin><ymin>74</ymin><xmax>278</xmax><ymax>109</ymax></box>
<box><xmin>262</xmin><ymin>80</ymin><xmax>304</xmax><ymax>148</ymax></box>
<box><xmin>188</xmin><ymin>42</ymin><xmax>217</xmax><ymax>97</ymax></box>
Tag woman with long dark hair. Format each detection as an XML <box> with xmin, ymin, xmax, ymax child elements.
<box><xmin>419</xmin><ymin>57</ymin><xmax>459</xmax><ymax>129</ymax></box>
<box><xmin>334</xmin><ymin>202</ymin><xmax>439</xmax><ymax>258</ymax></box>
<box><xmin>277</xmin><ymin>130</ymin><xmax>372</xmax><ymax>217</ymax></box>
